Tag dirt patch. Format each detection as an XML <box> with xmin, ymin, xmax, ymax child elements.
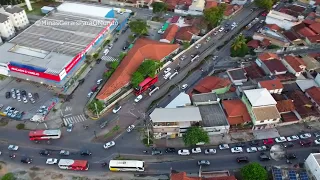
<box><xmin>0</xmin><ymin>162</ymin><xmax>8</xmax><ymax>176</ymax></box>
<box><xmin>0</xmin><ymin>118</ymin><xmax>9</xmax><ymax>126</ymax></box>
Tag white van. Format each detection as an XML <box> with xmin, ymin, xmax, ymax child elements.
<box><xmin>164</xmin><ymin>72</ymin><xmax>172</xmax><ymax>80</ymax></box>
<box><xmin>104</xmin><ymin>49</ymin><xmax>109</xmax><ymax>56</ymax></box>
<box><xmin>169</xmin><ymin>72</ymin><xmax>178</xmax><ymax>80</ymax></box>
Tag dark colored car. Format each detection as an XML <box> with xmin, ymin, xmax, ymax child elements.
<box><xmin>198</xmin><ymin>160</ymin><xmax>210</xmax><ymax>166</ymax></box>
<box><xmin>249</xmin><ymin>140</ymin><xmax>260</xmax><ymax>146</ymax></box>
<box><xmin>21</xmin><ymin>90</ymin><xmax>27</xmax><ymax>96</ymax></box>
<box><xmin>152</xmin><ymin>150</ymin><xmax>162</xmax><ymax>155</ymax></box>
<box><xmin>96</xmin><ymin>58</ymin><xmax>101</xmax><ymax>64</ymax></box>
<box><xmin>236</xmin><ymin>156</ymin><xmax>249</xmax><ymax>163</ymax></box>
<box><xmin>300</xmin><ymin>140</ymin><xmax>312</xmax><ymax>147</ymax></box>
<box><xmin>39</xmin><ymin>150</ymin><xmax>50</xmax><ymax>156</ymax></box>
<box><xmin>91</xmin><ymin>85</ymin><xmax>98</xmax><ymax>92</ymax></box>
<box><xmin>80</xmin><ymin>150</ymin><xmax>92</xmax><ymax>156</ymax></box>
<box><xmin>78</xmin><ymin>79</ymin><xmax>85</xmax><ymax>84</ymax></box>
<box><xmin>5</xmin><ymin>92</ymin><xmax>11</xmax><ymax>99</ymax></box>
<box><xmin>165</xmin><ymin>147</ymin><xmax>176</xmax><ymax>153</ymax></box>
<box><xmin>259</xmin><ymin>153</ymin><xmax>271</xmax><ymax>161</ymax></box>
<box><xmin>235</xmin><ymin>142</ymin><xmax>246</xmax><ymax>147</ymax></box>
<box><xmin>285</xmin><ymin>153</ymin><xmax>297</xmax><ymax>159</ymax></box>
<box><xmin>114</xmin><ymin>38</ymin><xmax>118</xmax><ymax>42</ymax></box>
<box><xmin>283</xmin><ymin>142</ymin><xmax>294</xmax><ymax>148</ymax></box>
<box><xmin>34</xmin><ymin>93</ymin><xmax>39</xmax><ymax>99</ymax></box>
<box><xmin>21</xmin><ymin>157</ymin><xmax>32</xmax><ymax>164</ymax></box>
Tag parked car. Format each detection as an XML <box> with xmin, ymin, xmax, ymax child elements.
<box><xmin>126</xmin><ymin>125</ymin><xmax>135</xmax><ymax>132</ymax></box>
<box><xmin>287</xmin><ymin>135</ymin><xmax>299</xmax><ymax>141</ymax></box>
<box><xmin>299</xmin><ymin>140</ymin><xmax>312</xmax><ymax>147</ymax></box>
<box><xmin>5</xmin><ymin>92</ymin><xmax>10</xmax><ymax>99</ymax></box>
<box><xmin>21</xmin><ymin>90</ymin><xmax>27</xmax><ymax>96</ymax></box>
<box><xmin>219</xmin><ymin>144</ymin><xmax>230</xmax><ymax>150</ymax></box>
<box><xmin>21</xmin><ymin>157</ymin><xmax>32</xmax><ymax>164</ymax></box>
<box><xmin>46</xmin><ymin>158</ymin><xmax>58</xmax><ymax>165</ymax></box>
<box><xmin>300</xmin><ymin>133</ymin><xmax>312</xmax><ymax>139</ymax></box>
<box><xmin>80</xmin><ymin>150</ymin><xmax>92</xmax><ymax>156</ymax></box>
<box><xmin>23</xmin><ymin>96</ymin><xmax>28</xmax><ymax>103</ymax></box>
<box><xmin>246</xmin><ymin>147</ymin><xmax>258</xmax><ymax>153</ymax></box>
<box><xmin>97</xmin><ymin>79</ymin><xmax>103</xmax><ymax>85</ymax></box>
<box><xmin>259</xmin><ymin>153</ymin><xmax>271</xmax><ymax>161</ymax></box>
<box><xmin>198</xmin><ymin>160</ymin><xmax>210</xmax><ymax>166</ymax></box>
<box><xmin>249</xmin><ymin>140</ymin><xmax>260</xmax><ymax>146</ymax></box>
<box><xmin>314</xmin><ymin>139</ymin><xmax>320</xmax><ymax>145</ymax></box>
<box><xmin>152</xmin><ymin>150</ymin><xmax>162</xmax><ymax>155</ymax></box>
<box><xmin>28</xmin><ymin>93</ymin><xmax>32</xmax><ymax>98</ymax></box>
<box><xmin>39</xmin><ymin>150</ymin><xmax>50</xmax><ymax>156</ymax></box>
<box><xmin>275</xmin><ymin>137</ymin><xmax>287</xmax><ymax>143</ymax></box>
<box><xmin>282</xmin><ymin>142</ymin><xmax>294</xmax><ymax>148</ymax></box>
<box><xmin>103</xmin><ymin>141</ymin><xmax>116</xmax><ymax>149</ymax></box>
<box><xmin>235</xmin><ymin>142</ymin><xmax>246</xmax><ymax>147</ymax></box>
<box><xmin>314</xmin><ymin>132</ymin><xmax>320</xmax><ymax>138</ymax></box>
<box><xmin>181</xmin><ymin>84</ymin><xmax>188</xmax><ymax>90</ymax></box>
<box><xmin>165</xmin><ymin>147</ymin><xmax>176</xmax><ymax>153</ymax></box>
<box><xmin>218</xmin><ymin>27</ymin><xmax>224</xmax><ymax>32</ymax></box>
<box><xmin>195</xmin><ymin>44</ymin><xmax>201</xmax><ymax>49</ymax></box>
<box><xmin>204</xmin><ymin>149</ymin><xmax>216</xmax><ymax>154</ymax></box>
<box><xmin>30</xmin><ymin>98</ymin><xmax>35</xmax><ymax>104</ymax></box>
<box><xmin>263</xmin><ymin>138</ymin><xmax>274</xmax><ymax>145</ymax></box>
<box><xmin>257</xmin><ymin>146</ymin><xmax>267</xmax><ymax>151</ymax></box>
<box><xmin>67</xmin><ymin>124</ymin><xmax>73</xmax><ymax>132</ymax></box>
<box><xmin>59</xmin><ymin>150</ymin><xmax>70</xmax><ymax>156</ymax></box>
<box><xmin>236</xmin><ymin>156</ymin><xmax>249</xmax><ymax>163</ymax></box>
<box><xmin>87</xmin><ymin>92</ymin><xmax>94</xmax><ymax>98</ymax></box>
<box><xmin>178</xmin><ymin>149</ymin><xmax>190</xmax><ymax>155</ymax></box>
<box><xmin>8</xmin><ymin>145</ymin><xmax>19</xmax><ymax>151</ymax></box>
<box><xmin>134</xmin><ymin>95</ymin><xmax>143</xmax><ymax>103</ymax></box>
<box><xmin>112</xmin><ymin>105</ymin><xmax>122</xmax><ymax>113</ymax></box>
<box><xmin>164</xmin><ymin>68</ymin><xmax>171</xmax><ymax>74</ymax></box>
<box><xmin>180</xmin><ymin>55</ymin><xmax>186</xmax><ymax>61</ymax></box>
<box><xmin>191</xmin><ymin>147</ymin><xmax>201</xmax><ymax>154</ymax></box>
<box><xmin>285</xmin><ymin>153</ymin><xmax>297</xmax><ymax>159</ymax></box>
<box><xmin>231</xmin><ymin>147</ymin><xmax>243</xmax><ymax>153</ymax></box>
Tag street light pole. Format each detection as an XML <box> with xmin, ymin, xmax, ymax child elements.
<box><xmin>94</xmin><ymin>103</ymin><xmax>99</xmax><ymax>118</ymax></box>
<box><xmin>147</xmin><ymin>127</ymin><xmax>150</xmax><ymax>145</ymax></box>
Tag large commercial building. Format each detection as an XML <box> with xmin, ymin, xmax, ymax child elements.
<box><xmin>0</xmin><ymin>2</ymin><xmax>129</xmax><ymax>93</ymax></box>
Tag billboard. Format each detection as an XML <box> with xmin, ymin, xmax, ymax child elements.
<box><xmin>8</xmin><ymin>65</ymin><xmax>60</xmax><ymax>81</ymax></box>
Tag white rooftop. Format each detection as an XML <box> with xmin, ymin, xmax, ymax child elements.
<box><xmin>296</xmin><ymin>79</ymin><xmax>319</xmax><ymax>92</ymax></box>
<box><xmin>244</xmin><ymin>88</ymin><xmax>277</xmax><ymax>107</ymax></box>
<box><xmin>165</xmin><ymin>92</ymin><xmax>191</xmax><ymax>108</ymax></box>
<box><xmin>150</xmin><ymin>107</ymin><xmax>202</xmax><ymax>123</ymax></box>
<box><xmin>57</xmin><ymin>2</ymin><xmax>113</xmax><ymax>18</ymax></box>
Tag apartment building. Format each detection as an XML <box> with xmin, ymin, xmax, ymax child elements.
<box><xmin>0</xmin><ymin>13</ymin><xmax>15</xmax><ymax>40</ymax></box>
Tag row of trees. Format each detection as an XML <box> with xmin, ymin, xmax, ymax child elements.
<box><xmin>131</xmin><ymin>60</ymin><xmax>160</xmax><ymax>87</ymax></box>
<box><xmin>255</xmin><ymin>0</ymin><xmax>279</xmax><ymax>11</ymax></box>
<box><xmin>204</xmin><ymin>4</ymin><xmax>227</xmax><ymax>28</ymax></box>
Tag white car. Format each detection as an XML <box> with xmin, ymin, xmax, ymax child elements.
<box><xmin>8</xmin><ymin>145</ymin><xmax>19</xmax><ymax>151</ymax></box>
<box><xmin>314</xmin><ymin>139</ymin><xmax>320</xmax><ymax>145</ymax></box>
<box><xmin>28</xmin><ymin>93</ymin><xmax>32</xmax><ymax>98</ymax></box>
<box><xmin>178</xmin><ymin>149</ymin><xmax>190</xmax><ymax>155</ymax></box>
<box><xmin>108</xmin><ymin>44</ymin><xmax>113</xmax><ymax>49</ymax></box>
<box><xmin>126</xmin><ymin>125</ymin><xmax>135</xmax><ymax>132</ymax></box>
<box><xmin>300</xmin><ymin>133</ymin><xmax>312</xmax><ymax>139</ymax></box>
<box><xmin>112</xmin><ymin>105</ymin><xmax>122</xmax><ymax>113</ymax></box>
<box><xmin>231</xmin><ymin>147</ymin><xmax>243</xmax><ymax>153</ymax></box>
<box><xmin>134</xmin><ymin>95</ymin><xmax>143</xmax><ymax>103</ymax></box>
<box><xmin>275</xmin><ymin>137</ymin><xmax>287</xmax><ymax>143</ymax></box>
<box><xmin>97</xmin><ymin>79</ymin><xmax>103</xmax><ymax>85</ymax></box>
<box><xmin>180</xmin><ymin>55</ymin><xmax>186</xmax><ymax>61</ymax></box>
<box><xmin>103</xmin><ymin>141</ymin><xmax>116</xmax><ymax>149</ymax></box>
<box><xmin>17</xmin><ymin>95</ymin><xmax>21</xmax><ymax>102</ymax></box>
<box><xmin>87</xmin><ymin>92</ymin><xmax>93</xmax><ymax>98</ymax></box>
<box><xmin>191</xmin><ymin>147</ymin><xmax>201</xmax><ymax>154</ymax></box>
<box><xmin>46</xmin><ymin>158</ymin><xmax>58</xmax><ymax>165</ymax></box>
<box><xmin>158</xmin><ymin>29</ymin><xmax>165</xmax><ymax>34</ymax></box>
<box><xmin>181</xmin><ymin>84</ymin><xmax>188</xmax><ymax>90</ymax></box>
<box><xmin>287</xmin><ymin>135</ymin><xmax>299</xmax><ymax>141</ymax></box>
<box><xmin>212</xmin><ymin>56</ymin><xmax>218</xmax><ymax>60</ymax></box>
<box><xmin>195</xmin><ymin>44</ymin><xmax>201</xmax><ymax>49</ymax></box>
<box><xmin>23</xmin><ymin>96</ymin><xmax>28</xmax><ymax>103</ymax></box>
<box><xmin>257</xmin><ymin>146</ymin><xmax>267</xmax><ymax>151</ymax></box>
<box><xmin>204</xmin><ymin>149</ymin><xmax>216</xmax><ymax>154</ymax></box>
<box><xmin>219</xmin><ymin>144</ymin><xmax>230</xmax><ymax>150</ymax></box>
<box><xmin>164</xmin><ymin>68</ymin><xmax>171</xmax><ymax>74</ymax></box>
<box><xmin>246</xmin><ymin>147</ymin><xmax>258</xmax><ymax>153</ymax></box>
<box><xmin>218</xmin><ymin>27</ymin><xmax>224</xmax><ymax>32</ymax></box>
<box><xmin>30</xmin><ymin>98</ymin><xmax>35</xmax><ymax>104</ymax></box>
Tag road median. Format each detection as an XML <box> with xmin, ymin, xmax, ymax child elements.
<box><xmin>114</xmin><ymin>153</ymin><xmax>195</xmax><ymax>163</ymax></box>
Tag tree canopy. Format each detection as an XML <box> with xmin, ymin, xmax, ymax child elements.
<box><xmin>88</xmin><ymin>100</ymin><xmax>104</xmax><ymax>113</ymax></box>
<box><xmin>129</xmin><ymin>19</ymin><xmax>149</xmax><ymax>35</ymax></box>
<box><xmin>104</xmin><ymin>61</ymin><xmax>119</xmax><ymax>79</ymax></box>
<box><xmin>152</xmin><ymin>2</ymin><xmax>167</xmax><ymax>14</ymax></box>
<box><xmin>0</xmin><ymin>0</ymin><xmax>22</xmax><ymax>5</ymax></box>
<box><xmin>255</xmin><ymin>0</ymin><xmax>273</xmax><ymax>11</ymax></box>
<box><xmin>241</xmin><ymin>162</ymin><xmax>268</xmax><ymax>180</ymax></box>
<box><xmin>203</xmin><ymin>4</ymin><xmax>227</xmax><ymax>27</ymax></box>
<box><xmin>231</xmin><ymin>35</ymin><xmax>249</xmax><ymax>57</ymax></box>
<box><xmin>183</xmin><ymin>126</ymin><xmax>209</xmax><ymax>146</ymax></box>
<box><xmin>131</xmin><ymin>60</ymin><xmax>160</xmax><ymax>87</ymax></box>
<box><xmin>1</xmin><ymin>173</ymin><xmax>15</xmax><ymax>180</ymax></box>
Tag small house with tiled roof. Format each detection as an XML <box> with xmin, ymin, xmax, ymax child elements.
<box><xmin>222</xmin><ymin>99</ymin><xmax>251</xmax><ymax>126</ymax></box>
<box><xmin>281</xmin><ymin>55</ymin><xmax>306</xmax><ymax>76</ymax></box>
<box><xmin>193</xmin><ymin>76</ymin><xmax>231</xmax><ymax>94</ymax></box>
<box><xmin>175</xmin><ymin>25</ymin><xmax>200</xmax><ymax>42</ymax></box>
<box><xmin>256</xmin><ymin>53</ymin><xmax>287</xmax><ymax>76</ymax></box>
<box><xmin>305</xmin><ymin>86</ymin><xmax>320</xmax><ymax>111</ymax></box>
<box><xmin>160</xmin><ymin>24</ymin><xmax>179</xmax><ymax>43</ymax></box>
<box><xmin>258</xmin><ymin>79</ymin><xmax>284</xmax><ymax>94</ymax></box>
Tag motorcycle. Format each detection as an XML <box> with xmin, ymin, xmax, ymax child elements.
<box><xmin>286</xmin><ymin>159</ymin><xmax>292</xmax><ymax>164</ymax></box>
<box><xmin>101</xmin><ymin>162</ymin><xmax>108</xmax><ymax>167</ymax></box>
<box><xmin>143</xmin><ymin>150</ymin><xmax>148</xmax><ymax>153</ymax></box>
<box><xmin>10</xmin><ymin>154</ymin><xmax>16</xmax><ymax>159</ymax></box>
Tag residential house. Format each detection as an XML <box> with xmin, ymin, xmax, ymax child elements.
<box><xmin>301</xmin><ymin>55</ymin><xmax>320</xmax><ymax>73</ymax></box>
<box><xmin>0</xmin><ymin>13</ymin><xmax>14</xmax><ymax>40</ymax></box>
<box><xmin>205</xmin><ymin>0</ymin><xmax>218</xmax><ymax>9</ymax></box>
<box><xmin>244</xmin><ymin>63</ymin><xmax>265</xmax><ymax>79</ymax></box>
<box><xmin>193</xmin><ymin>76</ymin><xmax>231</xmax><ymax>94</ymax></box>
<box><xmin>265</xmin><ymin>24</ymin><xmax>281</xmax><ymax>32</ymax></box>
<box><xmin>150</xmin><ymin>107</ymin><xmax>202</xmax><ymax>139</ymax></box>
<box><xmin>287</xmin><ymin>90</ymin><xmax>319</xmax><ymax>119</ymax></box>
<box><xmin>305</xmin><ymin>86</ymin><xmax>320</xmax><ymax>111</ymax></box>
<box><xmin>226</xmin><ymin>68</ymin><xmax>248</xmax><ymax>85</ymax></box>
<box><xmin>97</xmin><ymin>38</ymin><xmax>179</xmax><ymax>101</ymax></box>
<box><xmin>222</xmin><ymin>99</ymin><xmax>251</xmax><ymax>126</ymax></box>
<box><xmin>192</xmin><ymin>92</ymin><xmax>230</xmax><ymax>135</ymax></box>
<box><xmin>242</xmin><ymin>88</ymin><xmax>281</xmax><ymax>129</ymax></box>
<box><xmin>253</xmin><ymin>32</ymin><xmax>290</xmax><ymax>47</ymax></box>
<box><xmin>306</xmin><ymin>35</ymin><xmax>320</xmax><ymax>44</ymax></box>
<box><xmin>188</xmin><ymin>0</ymin><xmax>205</xmax><ymax>15</ymax></box>
<box><xmin>296</xmin><ymin>79</ymin><xmax>319</xmax><ymax>92</ymax></box>
<box><xmin>258</xmin><ymin>79</ymin><xmax>284</xmax><ymax>94</ymax></box>
<box><xmin>281</xmin><ymin>55</ymin><xmax>306</xmax><ymax>76</ymax></box>
<box><xmin>132</xmin><ymin>0</ymin><xmax>154</xmax><ymax>8</ymax></box>
<box><xmin>256</xmin><ymin>53</ymin><xmax>287</xmax><ymax>76</ymax></box>
<box><xmin>247</xmin><ymin>39</ymin><xmax>260</xmax><ymax>49</ymax></box>
<box><xmin>160</xmin><ymin>24</ymin><xmax>179</xmax><ymax>43</ymax></box>
<box><xmin>265</xmin><ymin>10</ymin><xmax>301</xmax><ymax>30</ymax></box>
<box><xmin>170</xmin><ymin>16</ymin><xmax>186</xmax><ymax>27</ymax></box>
<box><xmin>231</xmin><ymin>0</ymin><xmax>247</xmax><ymax>5</ymax></box>
<box><xmin>224</xmin><ymin>4</ymin><xmax>242</xmax><ymax>17</ymax></box>
<box><xmin>276</xmin><ymin>99</ymin><xmax>298</xmax><ymax>124</ymax></box>
<box><xmin>175</xmin><ymin>25</ymin><xmax>200</xmax><ymax>42</ymax></box>
<box><xmin>283</xmin><ymin>31</ymin><xmax>305</xmax><ymax>45</ymax></box>
<box><xmin>165</xmin><ymin>92</ymin><xmax>192</xmax><ymax>108</ymax></box>
<box><xmin>0</xmin><ymin>5</ymin><xmax>29</xmax><ymax>30</ymax></box>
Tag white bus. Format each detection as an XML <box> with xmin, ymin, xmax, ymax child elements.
<box><xmin>109</xmin><ymin>160</ymin><xmax>145</xmax><ymax>172</ymax></box>
<box><xmin>149</xmin><ymin>87</ymin><xmax>159</xmax><ymax>96</ymax></box>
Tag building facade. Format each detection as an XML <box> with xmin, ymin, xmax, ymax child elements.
<box><xmin>0</xmin><ymin>13</ymin><xmax>15</xmax><ymax>40</ymax></box>
<box><xmin>0</xmin><ymin>6</ymin><xmax>29</xmax><ymax>30</ymax></box>
<box><xmin>305</xmin><ymin>153</ymin><xmax>320</xmax><ymax>180</ymax></box>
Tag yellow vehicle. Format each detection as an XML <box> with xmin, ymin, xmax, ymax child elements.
<box><xmin>109</xmin><ymin>160</ymin><xmax>144</xmax><ymax>172</ymax></box>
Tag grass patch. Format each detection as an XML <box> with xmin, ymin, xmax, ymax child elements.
<box><xmin>104</xmin><ymin>125</ymin><xmax>120</xmax><ymax>138</ymax></box>
<box><xmin>23</xmin><ymin>1</ymin><xmax>60</xmax><ymax>16</ymax></box>
<box><xmin>16</xmin><ymin>123</ymin><xmax>25</xmax><ymax>130</ymax></box>
<box><xmin>0</xmin><ymin>74</ymin><xmax>7</xmax><ymax>80</ymax></box>
<box><xmin>0</xmin><ymin>119</ymin><xmax>9</xmax><ymax>126</ymax></box>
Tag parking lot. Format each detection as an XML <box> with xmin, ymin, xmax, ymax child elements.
<box><xmin>147</xmin><ymin>21</ymin><xmax>163</xmax><ymax>41</ymax></box>
<box><xmin>0</xmin><ymin>78</ymin><xmax>57</xmax><ymax>120</ymax></box>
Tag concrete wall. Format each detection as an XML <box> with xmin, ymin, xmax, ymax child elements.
<box><xmin>305</xmin><ymin>153</ymin><xmax>320</xmax><ymax>180</ymax></box>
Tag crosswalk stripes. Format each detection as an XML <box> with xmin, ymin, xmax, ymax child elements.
<box><xmin>63</xmin><ymin>114</ymin><xmax>87</xmax><ymax>125</ymax></box>
<box><xmin>101</xmin><ymin>55</ymin><xmax>118</xmax><ymax>62</ymax></box>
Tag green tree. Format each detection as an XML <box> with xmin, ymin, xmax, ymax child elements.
<box><xmin>88</xmin><ymin>100</ymin><xmax>104</xmax><ymax>113</ymax></box>
<box><xmin>182</xmin><ymin>42</ymin><xmax>190</xmax><ymax>50</ymax></box>
<box><xmin>183</xmin><ymin>126</ymin><xmax>209</xmax><ymax>146</ymax></box>
<box><xmin>203</xmin><ymin>4</ymin><xmax>227</xmax><ymax>27</ymax></box>
<box><xmin>110</xmin><ymin>61</ymin><xmax>119</xmax><ymax>69</ymax></box>
<box><xmin>241</xmin><ymin>162</ymin><xmax>268</xmax><ymax>180</ymax></box>
<box><xmin>129</xmin><ymin>19</ymin><xmax>148</xmax><ymax>35</ymax></box>
<box><xmin>152</xmin><ymin>2</ymin><xmax>167</xmax><ymax>14</ymax></box>
<box><xmin>131</xmin><ymin>72</ymin><xmax>144</xmax><ymax>87</ymax></box>
<box><xmin>1</xmin><ymin>173</ymin><xmax>15</xmax><ymax>180</ymax></box>
<box><xmin>231</xmin><ymin>35</ymin><xmax>249</xmax><ymax>57</ymax></box>
<box><xmin>255</xmin><ymin>0</ymin><xmax>273</xmax><ymax>10</ymax></box>
<box><xmin>118</xmin><ymin>52</ymin><xmax>127</xmax><ymax>61</ymax></box>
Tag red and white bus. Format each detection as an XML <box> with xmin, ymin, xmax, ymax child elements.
<box><xmin>58</xmin><ymin>159</ymin><xmax>89</xmax><ymax>171</ymax></box>
<box><xmin>134</xmin><ymin>76</ymin><xmax>158</xmax><ymax>95</ymax></box>
<box><xmin>29</xmin><ymin>129</ymin><xmax>61</xmax><ymax>141</ymax></box>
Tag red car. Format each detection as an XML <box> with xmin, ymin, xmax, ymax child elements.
<box><xmin>261</xmin><ymin>11</ymin><xmax>268</xmax><ymax>16</ymax></box>
<box><xmin>263</xmin><ymin>138</ymin><xmax>274</xmax><ymax>145</ymax></box>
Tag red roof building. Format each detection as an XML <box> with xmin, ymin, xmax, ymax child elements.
<box><xmin>97</xmin><ymin>38</ymin><xmax>179</xmax><ymax>100</ymax></box>
<box><xmin>261</xmin><ymin>39</ymin><xmax>271</xmax><ymax>47</ymax></box>
<box><xmin>258</xmin><ymin>52</ymin><xmax>279</xmax><ymax>61</ymax></box>
<box><xmin>309</xmin><ymin>22</ymin><xmax>320</xmax><ymax>34</ymax></box>
<box><xmin>306</xmin><ymin>86</ymin><xmax>320</xmax><ymax>108</ymax></box>
<box><xmin>263</xmin><ymin>59</ymin><xmax>288</xmax><ymax>75</ymax></box>
<box><xmin>247</xmin><ymin>40</ymin><xmax>260</xmax><ymax>48</ymax></box>
<box><xmin>276</xmin><ymin>99</ymin><xmax>295</xmax><ymax>113</ymax></box>
<box><xmin>258</xmin><ymin>79</ymin><xmax>284</xmax><ymax>94</ymax></box>
<box><xmin>265</xmin><ymin>24</ymin><xmax>281</xmax><ymax>32</ymax></box>
<box><xmin>282</xmin><ymin>55</ymin><xmax>306</xmax><ymax>76</ymax></box>
<box><xmin>222</xmin><ymin>100</ymin><xmax>251</xmax><ymax>125</ymax></box>
<box><xmin>175</xmin><ymin>26</ymin><xmax>200</xmax><ymax>42</ymax></box>
<box><xmin>244</xmin><ymin>63</ymin><xmax>265</xmax><ymax>79</ymax></box>
<box><xmin>171</xmin><ymin>16</ymin><xmax>180</xmax><ymax>23</ymax></box>
<box><xmin>205</xmin><ymin>0</ymin><xmax>218</xmax><ymax>9</ymax></box>
<box><xmin>193</xmin><ymin>76</ymin><xmax>231</xmax><ymax>93</ymax></box>
<box><xmin>297</xmin><ymin>27</ymin><xmax>317</xmax><ymax>37</ymax></box>
<box><xmin>306</xmin><ymin>35</ymin><xmax>320</xmax><ymax>44</ymax></box>
<box><xmin>288</xmin><ymin>90</ymin><xmax>318</xmax><ymax>118</ymax></box>
<box><xmin>161</xmin><ymin>24</ymin><xmax>179</xmax><ymax>43</ymax></box>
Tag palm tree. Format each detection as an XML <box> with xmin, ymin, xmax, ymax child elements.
<box><xmin>231</xmin><ymin>35</ymin><xmax>246</xmax><ymax>51</ymax></box>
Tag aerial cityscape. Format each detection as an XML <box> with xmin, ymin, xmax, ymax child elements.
<box><xmin>0</xmin><ymin>0</ymin><xmax>320</xmax><ymax>179</ymax></box>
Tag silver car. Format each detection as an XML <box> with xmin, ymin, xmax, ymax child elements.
<box><xmin>204</xmin><ymin>149</ymin><xmax>216</xmax><ymax>154</ymax></box>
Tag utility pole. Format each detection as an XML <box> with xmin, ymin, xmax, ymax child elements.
<box><xmin>147</xmin><ymin>127</ymin><xmax>150</xmax><ymax>145</ymax></box>
<box><xmin>94</xmin><ymin>102</ymin><xmax>99</xmax><ymax>118</ymax></box>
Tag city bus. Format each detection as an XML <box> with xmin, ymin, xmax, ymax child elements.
<box><xmin>134</xmin><ymin>76</ymin><xmax>158</xmax><ymax>95</ymax></box>
<box><xmin>109</xmin><ymin>160</ymin><xmax>145</xmax><ymax>172</ymax></box>
<box><xmin>149</xmin><ymin>86</ymin><xmax>159</xmax><ymax>96</ymax></box>
<box><xmin>58</xmin><ymin>159</ymin><xmax>89</xmax><ymax>171</ymax></box>
<box><xmin>29</xmin><ymin>129</ymin><xmax>61</xmax><ymax>141</ymax></box>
